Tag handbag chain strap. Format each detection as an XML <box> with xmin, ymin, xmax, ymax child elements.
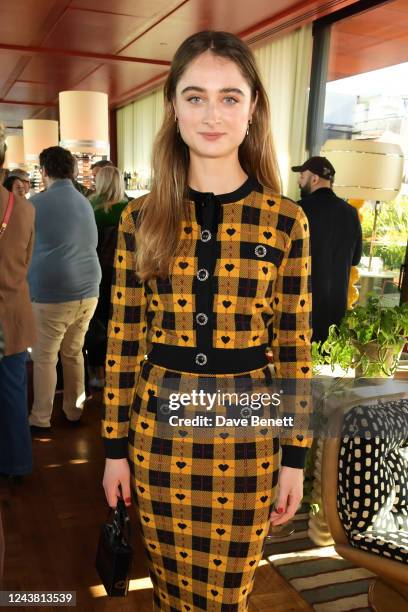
<box><xmin>0</xmin><ymin>192</ymin><xmax>15</xmax><ymax>238</ymax></box>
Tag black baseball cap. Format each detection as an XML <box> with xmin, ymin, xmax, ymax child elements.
<box><xmin>291</xmin><ymin>156</ymin><xmax>335</xmax><ymax>180</ymax></box>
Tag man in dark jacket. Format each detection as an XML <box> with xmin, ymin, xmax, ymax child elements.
<box><xmin>292</xmin><ymin>156</ymin><xmax>362</xmax><ymax>343</ymax></box>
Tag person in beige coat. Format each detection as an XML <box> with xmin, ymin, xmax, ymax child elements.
<box><xmin>0</xmin><ymin>123</ymin><xmax>35</xmax><ymax>478</ymax></box>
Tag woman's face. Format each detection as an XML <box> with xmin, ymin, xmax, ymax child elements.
<box><xmin>173</xmin><ymin>50</ymin><xmax>256</xmax><ymax>162</ymax></box>
<box><xmin>12</xmin><ymin>178</ymin><xmax>26</xmax><ymax>197</ymax></box>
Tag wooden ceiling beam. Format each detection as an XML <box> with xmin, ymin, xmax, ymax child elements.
<box><xmin>0</xmin><ymin>43</ymin><xmax>171</xmax><ymax>66</ymax></box>
<box><xmin>0</xmin><ymin>99</ymin><xmax>57</xmax><ymax>107</ymax></box>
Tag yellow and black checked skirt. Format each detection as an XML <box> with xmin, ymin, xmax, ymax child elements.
<box><xmin>128</xmin><ymin>359</ymin><xmax>280</xmax><ymax>611</ymax></box>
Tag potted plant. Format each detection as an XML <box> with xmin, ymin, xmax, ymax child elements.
<box><xmin>313</xmin><ymin>296</ymin><xmax>408</xmax><ymax>378</ymax></box>
<box><xmin>304</xmin><ymin>297</ymin><xmax>408</xmax><ymax>545</ymax></box>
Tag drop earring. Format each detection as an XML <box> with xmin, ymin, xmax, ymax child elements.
<box><xmin>246</xmin><ymin>120</ymin><xmax>251</xmax><ymax>136</ymax></box>
<box><xmin>175</xmin><ymin>115</ymin><xmax>180</xmax><ymax>134</ymax></box>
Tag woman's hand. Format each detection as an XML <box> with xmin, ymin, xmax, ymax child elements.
<box><xmin>269</xmin><ymin>466</ymin><xmax>303</xmax><ymax>527</ymax></box>
<box><xmin>102</xmin><ymin>458</ymin><xmax>132</xmax><ymax>508</ymax></box>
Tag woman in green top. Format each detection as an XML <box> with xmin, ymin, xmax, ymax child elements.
<box><xmin>86</xmin><ymin>166</ymin><xmax>129</xmax><ymax>388</ymax></box>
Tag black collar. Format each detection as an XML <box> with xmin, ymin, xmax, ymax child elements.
<box><xmin>302</xmin><ymin>187</ymin><xmax>333</xmax><ymax>201</ymax></box>
<box><xmin>187</xmin><ymin>176</ymin><xmax>260</xmax><ymax>204</ymax></box>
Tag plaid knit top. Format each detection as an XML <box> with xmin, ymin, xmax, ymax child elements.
<box><xmin>102</xmin><ymin>177</ymin><xmax>313</xmax><ymax>467</ymax></box>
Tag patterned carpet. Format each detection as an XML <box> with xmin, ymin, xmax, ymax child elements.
<box><xmin>264</xmin><ymin>509</ymin><xmax>375</xmax><ymax>611</ymax></box>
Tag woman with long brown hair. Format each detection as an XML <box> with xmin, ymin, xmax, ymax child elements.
<box><xmin>102</xmin><ymin>31</ymin><xmax>312</xmax><ymax>610</ymax></box>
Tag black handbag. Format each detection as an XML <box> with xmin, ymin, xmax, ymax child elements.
<box><xmin>95</xmin><ymin>498</ymin><xmax>133</xmax><ymax>597</ymax></box>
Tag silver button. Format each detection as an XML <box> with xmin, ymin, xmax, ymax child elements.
<box><xmin>197</xmin><ymin>268</ymin><xmax>209</xmax><ymax>281</ymax></box>
<box><xmin>255</xmin><ymin>245</ymin><xmax>267</xmax><ymax>258</ymax></box>
<box><xmin>201</xmin><ymin>229</ymin><xmax>211</xmax><ymax>242</ymax></box>
<box><xmin>196</xmin><ymin>313</ymin><xmax>208</xmax><ymax>326</ymax></box>
<box><xmin>160</xmin><ymin>404</ymin><xmax>171</xmax><ymax>415</ymax></box>
<box><xmin>195</xmin><ymin>353</ymin><xmax>207</xmax><ymax>366</ymax></box>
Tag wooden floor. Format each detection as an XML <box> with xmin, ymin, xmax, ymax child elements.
<box><xmin>0</xmin><ymin>391</ymin><xmax>311</xmax><ymax>612</ymax></box>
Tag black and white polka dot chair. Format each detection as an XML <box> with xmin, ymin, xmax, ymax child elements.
<box><xmin>322</xmin><ymin>394</ymin><xmax>408</xmax><ymax>611</ymax></box>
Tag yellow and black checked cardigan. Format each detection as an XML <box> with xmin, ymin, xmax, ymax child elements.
<box><xmin>102</xmin><ymin>178</ymin><xmax>312</xmax><ymax>467</ymax></box>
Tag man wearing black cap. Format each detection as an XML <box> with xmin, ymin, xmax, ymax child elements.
<box><xmin>292</xmin><ymin>156</ymin><xmax>362</xmax><ymax>344</ymax></box>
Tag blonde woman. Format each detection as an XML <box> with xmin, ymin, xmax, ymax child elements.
<box><xmin>86</xmin><ymin>166</ymin><xmax>129</xmax><ymax>387</ymax></box>
<box><xmin>102</xmin><ymin>31</ymin><xmax>312</xmax><ymax>611</ymax></box>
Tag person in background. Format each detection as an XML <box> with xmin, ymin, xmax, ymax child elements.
<box><xmin>72</xmin><ymin>157</ymin><xmax>94</xmax><ymax>198</ymax></box>
<box><xmin>28</xmin><ymin>146</ymin><xmax>101</xmax><ymax>430</ymax></box>
<box><xmin>3</xmin><ymin>174</ymin><xmax>27</xmax><ymax>198</ymax></box>
<box><xmin>0</xmin><ymin>122</ymin><xmax>35</xmax><ymax>480</ymax></box>
<box><xmin>6</xmin><ymin>169</ymin><xmax>31</xmax><ymax>196</ymax></box>
<box><xmin>85</xmin><ymin>166</ymin><xmax>129</xmax><ymax>388</ymax></box>
<box><xmin>0</xmin><ymin>321</ymin><xmax>3</xmax><ymax>579</ymax></box>
<box><xmin>90</xmin><ymin>159</ymin><xmax>113</xmax><ymax>184</ymax></box>
<box><xmin>0</xmin><ymin>167</ymin><xmax>9</xmax><ymax>185</ymax></box>
<box><xmin>292</xmin><ymin>156</ymin><xmax>362</xmax><ymax>343</ymax></box>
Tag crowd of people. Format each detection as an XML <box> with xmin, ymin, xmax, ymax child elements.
<box><xmin>0</xmin><ymin>137</ymin><xmax>130</xmax><ymax>477</ymax></box>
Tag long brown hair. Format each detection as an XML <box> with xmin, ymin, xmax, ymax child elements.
<box><xmin>136</xmin><ymin>31</ymin><xmax>281</xmax><ymax>280</ymax></box>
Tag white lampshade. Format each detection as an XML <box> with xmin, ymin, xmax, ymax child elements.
<box><xmin>321</xmin><ymin>139</ymin><xmax>404</xmax><ymax>201</ymax></box>
<box><xmin>4</xmin><ymin>135</ymin><xmax>25</xmax><ymax>169</ymax></box>
<box><xmin>23</xmin><ymin>120</ymin><xmax>59</xmax><ymax>163</ymax></box>
<box><xmin>59</xmin><ymin>91</ymin><xmax>109</xmax><ymax>155</ymax></box>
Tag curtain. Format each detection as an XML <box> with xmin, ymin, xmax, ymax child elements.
<box><xmin>116</xmin><ymin>26</ymin><xmax>312</xmax><ymax>199</ymax></box>
<box><xmin>254</xmin><ymin>25</ymin><xmax>313</xmax><ymax>199</ymax></box>
<box><xmin>117</xmin><ymin>88</ymin><xmax>164</xmax><ymax>177</ymax></box>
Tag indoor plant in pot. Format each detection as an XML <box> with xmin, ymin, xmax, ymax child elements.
<box><xmin>305</xmin><ymin>296</ymin><xmax>408</xmax><ymax>545</ymax></box>
<box><xmin>314</xmin><ymin>295</ymin><xmax>408</xmax><ymax>378</ymax></box>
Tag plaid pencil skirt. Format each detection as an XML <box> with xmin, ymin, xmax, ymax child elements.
<box><xmin>128</xmin><ymin>360</ymin><xmax>280</xmax><ymax>611</ymax></box>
